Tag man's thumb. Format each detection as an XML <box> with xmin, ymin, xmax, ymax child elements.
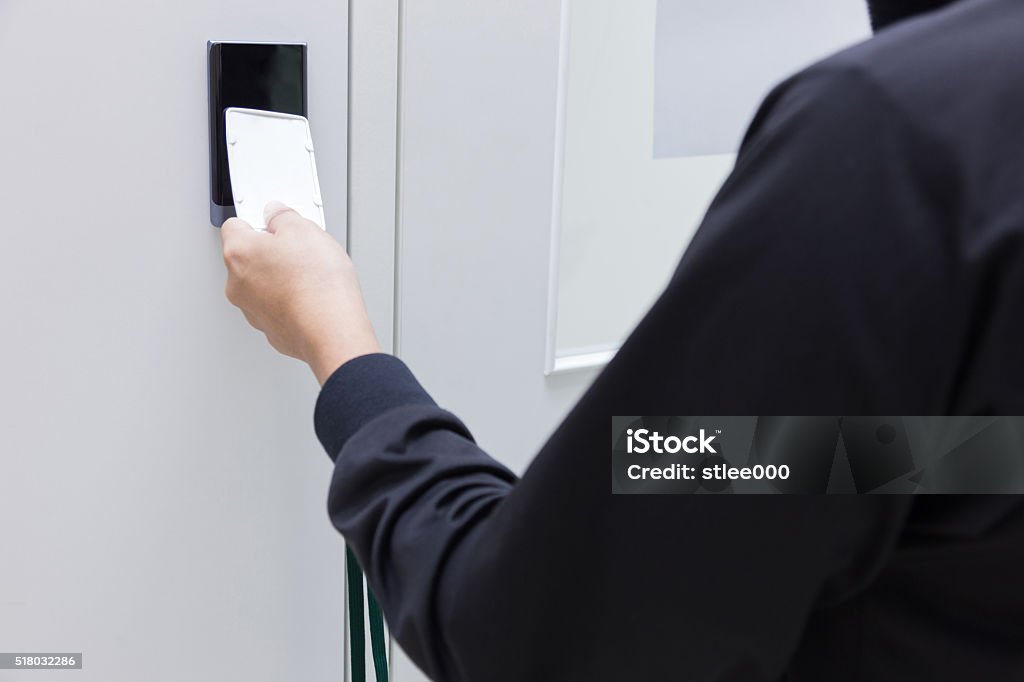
<box><xmin>264</xmin><ymin>201</ymin><xmax>302</xmax><ymax>233</ymax></box>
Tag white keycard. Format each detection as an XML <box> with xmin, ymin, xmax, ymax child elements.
<box><xmin>224</xmin><ymin>107</ymin><xmax>326</xmax><ymax>231</ymax></box>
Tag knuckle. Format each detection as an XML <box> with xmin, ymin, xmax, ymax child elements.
<box><xmin>224</xmin><ymin>276</ymin><xmax>247</xmax><ymax>306</ymax></box>
<box><xmin>222</xmin><ymin>243</ymin><xmax>243</xmax><ymax>266</ymax></box>
<box><xmin>246</xmin><ymin>312</ymin><xmax>264</xmax><ymax>331</ymax></box>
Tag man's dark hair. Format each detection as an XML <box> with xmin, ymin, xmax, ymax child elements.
<box><xmin>867</xmin><ymin>0</ymin><xmax>960</xmax><ymax>29</ymax></box>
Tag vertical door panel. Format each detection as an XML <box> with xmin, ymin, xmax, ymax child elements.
<box><xmin>397</xmin><ymin>0</ymin><xmax>595</xmax><ymax>472</ymax></box>
<box><xmin>0</xmin><ymin>2</ymin><xmax>348</xmax><ymax>680</ymax></box>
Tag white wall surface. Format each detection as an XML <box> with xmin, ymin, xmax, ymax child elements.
<box><xmin>654</xmin><ymin>0</ymin><xmax>871</xmax><ymax>157</ymax></box>
<box><xmin>348</xmin><ymin>0</ymin><xmax>400</xmax><ymax>353</ymax></box>
<box><xmin>555</xmin><ymin>0</ymin><xmax>733</xmax><ymax>358</ymax></box>
<box><xmin>0</xmin><ymin>2</ymin><xmax>350</xmax><ymax>680</ymax></box>
<box><xmin>554</xmin><ymin>0</ymin><xmax>871</xmax><ymax>359</ymax></box>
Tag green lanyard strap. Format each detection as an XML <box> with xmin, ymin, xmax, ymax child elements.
<box><xmin>346</xmin><ymin>546</ymin><xmax>389</xmax><ymax>682</ymax></box>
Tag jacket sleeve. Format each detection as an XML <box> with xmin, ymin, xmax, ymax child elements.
<box><xmin>318</xmin><ymin>65</ymin><xmax>955</xmax><ymax>681</ymax></box>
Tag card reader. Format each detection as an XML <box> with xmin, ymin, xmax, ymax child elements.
<box><xmin>208</xmin><ymin>41</ymin><xmax>307</xmax><ymax>226</ymax></box>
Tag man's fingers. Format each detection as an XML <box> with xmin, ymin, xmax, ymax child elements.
<box><xmin>221</xmin><ymin>217</ymin><xmax>255</xmax><ymax>242</ymax></box>
<box><xmin>264</xmin><ymin>201</ymin><xmax>308</xmax><ymax>234</ymax></box>
<box><xmin>221</xmin><ymin>217</ymin><xmax>260</xmax><ymax>270</ymax></box>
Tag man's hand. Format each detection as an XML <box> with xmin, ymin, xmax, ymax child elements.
<box><xmin>221</xmin><ymin>201</ymin><xmax>381</xmax><ymax>385</ymax></box>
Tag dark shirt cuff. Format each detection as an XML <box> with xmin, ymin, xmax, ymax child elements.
<box><xmin>313</xmin><ymin>353</ymin><xmax>436</xmax><ymax>460</ymax></box>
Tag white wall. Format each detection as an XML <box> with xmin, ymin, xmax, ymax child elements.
<box><xmin>654</xmin><ymin>0</ymin><xmax>871</xmax><ymax>157</ymax></box>
<box><xmin>556</xmin><ymin>0</ymin><xmax>732</xmax><ymax>357</ymax></box>
<box><xmin>554</xmin><ymin>0</ymin><xmax>871</xmax><ymax>359</ymax></box>
<box><xmin>348</xmin><ymin>0</ymin><xmax>400</xmax><ymax>353</ymax></box>
<box><xmin>0</xmin><ymin>2</ymin><xmax>349</xmax><ymax>680</ymax></box>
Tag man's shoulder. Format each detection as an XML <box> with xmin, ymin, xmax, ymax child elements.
<box><xmin>803</xmin><ymin>0</ymin><xmax>1024</xmax><ymax>138</ymax></box>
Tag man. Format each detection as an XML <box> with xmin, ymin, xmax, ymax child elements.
<box><xmin>220</xmin><ymin>0</ymin><xmax>1024</xmax><ymax>679</ymax></box>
